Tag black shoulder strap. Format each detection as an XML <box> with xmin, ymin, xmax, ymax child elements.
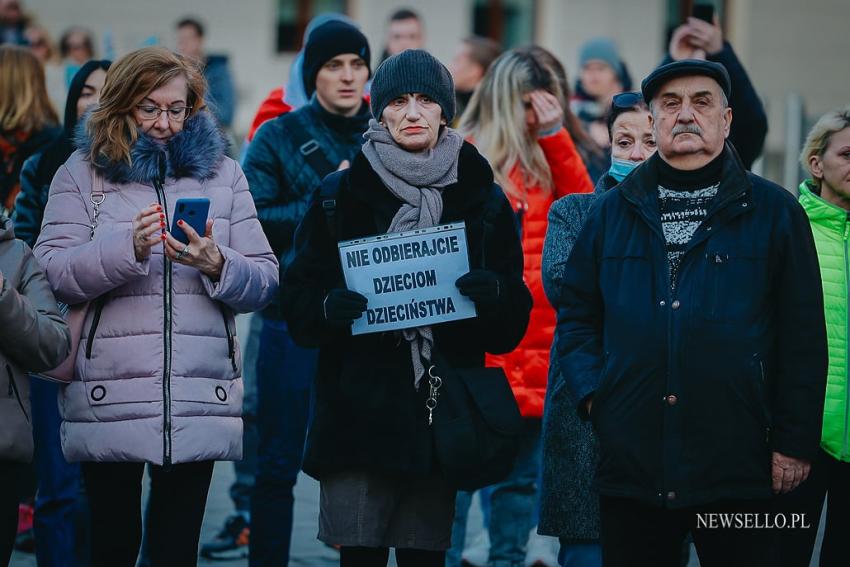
<box><xmin>289</xmin><ymin>111</ymin><xmax>337</xmax><ymax>180</ymax></box>
<box><xmin>318</xmin><ymin>172</ymin><xmax>345</xmax><ymax>243</ymax></box>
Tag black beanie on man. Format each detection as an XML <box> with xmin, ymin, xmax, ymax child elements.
<box><xmin>302</xmin><ymin>20</ymin><xmax>371</xmax><ymax>97</ymax></box>
<box><xmin>369</xmin><ymin>49</ymin><xmax>456</xmax><ymax>124</ymax></box>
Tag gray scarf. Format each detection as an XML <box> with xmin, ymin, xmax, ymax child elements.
<box><xmin>362</xmin><ymin>119</ymin><xmax>464</xmax><ymax>387</ymax></box>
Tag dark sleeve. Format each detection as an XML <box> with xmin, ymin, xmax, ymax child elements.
<box><xmin>556</xmin><ymin>204</ymin><xmax>605</xmax><ymax>419</ymax></box>
<box><xmin>206</xmin><ymin>62</ymin><xmax>236</xmax><ymax>128</ymax></box>
<box><xmin>12</xmin><ymin>154</ymin><xmax>47</xmax><ymax>248</ymax></box>
<box><xmin>280</xmin><ymin>175</ymin><xmax>349</xmax><ymax>348</ymax></box>
<box><xmin>0</xmin><ymin>242</ymin><xmax>70</xmax><ymax>371</ymax></box>
<box><xmin>542</xmin><ymin>196</ymin><xmax>586</xmax><ymax>306</ymax></box>
<box><xmin>770</xmin><ymin>193</ymin><xmax>828</xmax><ymax>461</ymax></box>
<box><xmin>474</xmin><ymin>188</ymin><xmax>532</xmax><ymax>354</ymax></box>
<box><xmin>709</xmin><ymin>43</ymin><xmax>768</xmax><ymax>170</ymax></box>
<box><xmin>243</xmin><ymin>122</ymin><xmax>309</xmax><ymax>257</ymax></box>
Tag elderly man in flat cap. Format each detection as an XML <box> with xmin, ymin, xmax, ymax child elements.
<box><xmin>554</xmin><ymin>59</ymin><xmax>828</xmax><ymax>566</ymax></box>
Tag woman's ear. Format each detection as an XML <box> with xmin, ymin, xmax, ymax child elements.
<box><xmin>809</xmin><ymin>154</ymin><xmax>824</xmax><ymax>181</ymax></box>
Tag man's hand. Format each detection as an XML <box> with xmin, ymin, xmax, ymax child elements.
<box><xmin>771</xmin><ymin>452</ymin><xmax>811</xmax><ymax>494</ymax></box>
<box><xmin>668</xmin><ymin>16</ymin><xmax>723</xmax><ymax>61</ymax></box>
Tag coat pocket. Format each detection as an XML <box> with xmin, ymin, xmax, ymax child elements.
<box><xmin>6</xmin><ymin>364</ymin><xmax>29</xmax><ymax>423</ymax></box>
<box><xmin>702</xmin><ymin>250</ymin><xmax>767</xmax><ymax>322</ymax></box>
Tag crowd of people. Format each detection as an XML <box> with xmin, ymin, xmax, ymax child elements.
<box><xmin>1</xmin><ymin>2</ymin><xmax>849</xmax><ymax>567</ymax></box>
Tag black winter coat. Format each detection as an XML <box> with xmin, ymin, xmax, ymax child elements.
<box><xmin>243</xmin><ymin>97</ymin><xmax>370</xmax><ymax>318</ymax></box>
<box><xmin>557</xmin><ymin>144</ymin><xmax>827</xmax><ymax>508</ymax></box>
<box><xmin>282</xmin><ymin>142</ymin><xmax>532</xmax><ymax>480</ymax></box>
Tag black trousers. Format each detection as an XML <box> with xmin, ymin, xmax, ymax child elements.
<box><xmin>0</xmin><ymin>462</ymin><xmax>26</xmax><ymax>567</ymax></box>
<box><xmin>772</xmin><ymin>448</ymin><xmax>850</xmax><ymax>567</ymax></box>
<box><xmin>600</xmin><ymin>495</ymin><xmax>779</xmax><ymax>567</ymax></box>
<box><xmin>81</xmin><ymin>460</ymin><xmax>214</xmax><ymax>567</ymax></box>
<box><xmin>340</xmin><ymin>546</ymin><xmax>445</xmax><ymax>567</ymax></box>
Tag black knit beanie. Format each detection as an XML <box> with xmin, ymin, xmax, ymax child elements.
<box><xmin>370</xmin><ymin>49</ymin><xmax>456</xmax><ymax>123</ymax></box>
<box><xmin>303</xmin><ymin>21</ymin><xmax>371</xmax><ymax>97</ymax></box>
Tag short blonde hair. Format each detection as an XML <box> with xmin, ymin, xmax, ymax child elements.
<box><xmin>0</xmin><ymin>45</ymin><xmax>58</xmax><ymax>132</ymax></box>
<box><xmin>800</xmin><ymin>105</ymin><xmax>850</xmax><ymax>180</ymax></box>
<box><xmin>86</xmin><ymin>46</ymin><xmax>206</xmax><ymax>166</ymax></box>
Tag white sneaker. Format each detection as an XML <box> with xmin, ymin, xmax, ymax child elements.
<box><xmin>461</xmin><ymin>530</ymin><xmax>491</xmax><ymax>567</ymax></box>
<box><xmin>524</xmin><ymin>528</ymin><xmax>560</xmax><ymax>567</ymax></box>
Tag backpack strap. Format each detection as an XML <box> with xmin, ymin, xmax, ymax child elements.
<box><xmin>317</xmin><ymin>172</ymin><xmax>345</xmax><ymax>243</ymax></box>
<box><xmin>289</xmin><ymin>111</ymin><xmax>337</xmax><ymax>180</ymax></box>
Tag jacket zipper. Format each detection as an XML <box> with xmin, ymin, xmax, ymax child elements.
<box><xmin>154</xmin><ymin>177</ymin><xmax>174</xmax><ymax>466</ymax></box>
<box><xmin>220</xmin><ymin>306</ymin><xmax>237</xmax><ymax>373</ymax></box>
<box><xmin>85</xmin><ymin>298</ymin><xmax>107</xmax><ymax>359</ymax></box>
<box><xmin>841</xmin><ymin>219</ymin><xmax>850</xmax><ymax>458</ymax></box>
<box><xmin>6</xmin><ymin>365</ymin><xmax>29</xmax><ymax>422</ymax></box>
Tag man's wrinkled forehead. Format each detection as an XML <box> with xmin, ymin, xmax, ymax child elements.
<box><xmin>655</xmin><ymin>75</ymin><xmax>725</xmax><ymax>103</ymax></box>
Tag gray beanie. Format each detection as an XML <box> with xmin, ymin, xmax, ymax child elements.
<box><xmin>370</xmin><ymin>49</ymin><xmax>456</xmax><ymax>124</ymax></box>
<box><xmin>579</xmin><ymin>37</ymin><xmax>625</xmax><ymax>82</ymax></box>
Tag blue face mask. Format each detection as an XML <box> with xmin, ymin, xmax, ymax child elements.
<box><xmin>609</xmin><ymin>157</ymin><xmax>640</xmax><ymax>182</ymax></box>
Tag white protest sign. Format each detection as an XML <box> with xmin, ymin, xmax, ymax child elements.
<box><xmin>338</xmin><ymin>222</ymin><xmax>477</xmax><ymax>335</ymax></box>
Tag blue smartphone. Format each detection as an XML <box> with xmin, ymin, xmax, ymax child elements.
<box><xmin>170</xmin><ymin>198</ymin><xmax>210</xmax><ymax>245</ymax></box>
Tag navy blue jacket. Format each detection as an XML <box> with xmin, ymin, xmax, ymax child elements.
<box><xmin>203</xmin><ymin>55</ymin><xmax>236</xmax><ymax>128</ymax></box>
<box><xmin>557</xmin><ymin>144</ymin><xmax>827</xmax><ymax>508</ymax></box>
<box><xmin>243</xmin><ymin>97</ymin><xmax>370</xmax><ymax>318</ymax></box>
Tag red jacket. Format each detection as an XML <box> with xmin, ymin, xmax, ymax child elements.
<box><xmin>485</xmin><ymin>128</ymin><xmax>593</xmax><ymax>417</ymax></box>
<box><xmin>246</xmin><ymin>87</ymin><xmax>293</xmax><ymax>142</ymax></box>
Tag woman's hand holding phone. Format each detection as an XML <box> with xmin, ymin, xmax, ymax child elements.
<box><xmin>164</xmin><ymin>219</ymin><xmax>225</xmax><ymax>281</ymax></box>
<box><xmin>132</xmin><ymin>203</ymin><xmax>166</xmax><ymax>261</ymax></box>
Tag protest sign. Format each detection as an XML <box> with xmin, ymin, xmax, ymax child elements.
<box><xmin>338</xmin><ymin>222</ymin><xmax>477</xmax><ymax>335</ymax></box>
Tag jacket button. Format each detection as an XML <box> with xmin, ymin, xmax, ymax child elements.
<box><xmin>90</xmin><ymin>385</ymin><xmax>106</xmax><ymax>402</ymax></box>
<box><xmin>667</xmin><ymin>491</ymin><xmax>677</xmax><ymax>501</ymax></box>
<box><xmin>666</xmin><ymin>394</ymin><xmax>678</xmax><ymax>406</ymax></box>
<box><xmin>706</xmin><ymin>226</ymin><xmax>712</xmax><ymax>231</ymax></box>
<box><xmin>215</xmin><ymin>386</ymin><xmax>228</xmax><ymax>402</ymax></box>
<box><xmin>659</xmin><ymin>300</ymin><xmax>666</xmax><ymax>307</ymax></box>
<box><xmin>671</xmin><ymin>300</ymin><xmax>681</xmax><ymax>310</ymax></box>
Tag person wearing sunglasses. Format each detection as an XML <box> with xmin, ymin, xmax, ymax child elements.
<box><xmin>33</xmin><ymin>47</ymin><xmax>278</xmax><ymax>567</ymax></box>
<box><xmin>539</xmin><ymin>91</ymin><xmax>654</xmax><ymax>567</ymax></box>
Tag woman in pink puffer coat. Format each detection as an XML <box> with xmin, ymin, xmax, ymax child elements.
<box><xmin>33</xmin><ymin>47</ymin><xmax>278</xmax><ymax>567</ymax></box>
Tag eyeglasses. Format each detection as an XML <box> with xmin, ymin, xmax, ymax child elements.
<box><xmin>135</xmin><ymin>105</ymin><xmax>192</xmax><ymax>122</ymax></box>
<box><xmin>612</xmin><ymin>91</ymin><xmax>644</xmax><ymax>109</ymax></box>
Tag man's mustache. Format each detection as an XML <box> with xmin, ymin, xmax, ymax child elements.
<box><xmin>672</xmin><ymin>124</ymin><xmax>702</xmax><ymax>136</ymax></box>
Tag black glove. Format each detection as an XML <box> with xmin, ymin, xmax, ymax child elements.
<box><xmin>455</xmin><ymin>270</ymin><xmax>503</xmax><ymax>309</ymax></box>
<box><xmin>323</xmin><ymin>289</ymin><xmax>368</xmax><ymax>327</ymax></box>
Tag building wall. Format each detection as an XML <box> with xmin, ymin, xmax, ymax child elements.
<box><xmin>26</xmin><ymin>0</ymin><xmax>850</xmax><ymax>181</ymax></box>
<box><xmin>537</xmin><ymin>0</ymin><xmax>665</xmax><ymax>94</ymax></box>
<box><xmin>728</xmin><ymin>0</ymin><xmax>850</xmax><ymax>155</ymax></box>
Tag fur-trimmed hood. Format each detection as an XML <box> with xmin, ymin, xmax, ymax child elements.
<box><xmin>74</xmin><ymin>110</ymin><xmax>228</xmax><ymax>185</ymax></box>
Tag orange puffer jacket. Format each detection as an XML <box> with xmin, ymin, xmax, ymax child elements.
<box><xmin>486</xmin><ymin>128</ymin><xmax>593</xmax><ymax>417</ymax></box>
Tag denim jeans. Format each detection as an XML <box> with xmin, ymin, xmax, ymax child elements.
<box><xmin>30</xmin><ymin>377</ymin><xmax>89</xmax><ymax>567</ymax></box>
<box><xmin>249</xmin><ymin>317</ymin><xmax>317</xmax><ymax>566</ymax></box>
<box><xmin>488</xmin><ymin>418</ymin><xmax>542</xmax><ymax>567</ymax></box>
<box><xmin>230</xmin><ymin>313</ymin><xmax>261</xmax><ymax>514</ymax></box>
<box><xmin>446</xmin><ymin>487</ymin><xmax>493</xmax><ymax>567</ymax></box>
<box><xmin>558</xmin><ymin>541</ymin><xmax>601</xmax><ymax>567</ymax></box>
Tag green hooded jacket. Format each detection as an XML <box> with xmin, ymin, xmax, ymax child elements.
<box><xmin>799</xmin><ymin>179</ymin><xmax>850</xmax><ymax>461</ymax></box>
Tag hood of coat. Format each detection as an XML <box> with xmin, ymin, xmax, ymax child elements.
<box><xmin>74</xmin><ymin>110</ymin><xmax>228</xmax><ymax>185</ymax></box>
